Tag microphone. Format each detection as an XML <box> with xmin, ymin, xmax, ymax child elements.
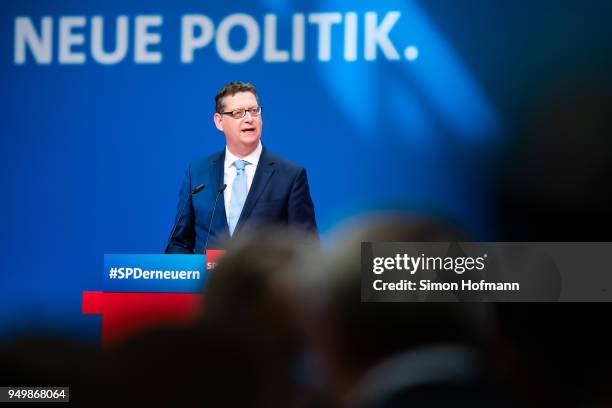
<box><xmin>164</xmin><ymin>184</ymin><xmax>206</xmax><ymax>253</ymax></box>
<box><xmin>204</xmin><ymin>184</ymin><xmax>227</xmax><ymax>254</ymax></box>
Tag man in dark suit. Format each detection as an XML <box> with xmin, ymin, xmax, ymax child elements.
<box><xmin>165</xmin><ymin>81</ymin><xmax>317</xmax><ymax>253</ymax></box>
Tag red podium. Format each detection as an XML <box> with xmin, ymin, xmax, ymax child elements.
<box><xmin>82</xmin><ymin>250</ymin><xmax>225</xmax><ymax>347</ymax></box>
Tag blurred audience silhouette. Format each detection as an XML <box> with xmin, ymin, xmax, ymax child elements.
<box><xmin>1</xmin><ymin>215</ymin><xmax>612</xmax><ymax>406</ymax></box>
<box><xmin>280</xmin><ymin>214</ymin><xmax>507</xmax><ymax>407</ymax></box>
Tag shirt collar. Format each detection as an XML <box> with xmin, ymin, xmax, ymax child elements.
<box><xmin>347</xmin><ymin>344</ymin><xmax>480</xmax><ymax>406</ymax></box>
<box><xmin>224</xmin><ymin>141</ymin><xmax>263</xmax><ymax>170</ymax></box>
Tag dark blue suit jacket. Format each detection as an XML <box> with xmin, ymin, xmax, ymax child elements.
<box><xmin>166</xmin><ymin>147</ymin><xmax>317</xmax><ymax>253</ymax></box>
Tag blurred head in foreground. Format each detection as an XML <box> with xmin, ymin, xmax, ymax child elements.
<box><xmin>203</xmin><ymin>226</ymin><xmax>317</xmax><ymax>350</ymax></box>
<box><xmin>199</xmin><ymin>227</ymin><xmax>325</xmax><ymax>407</ymax></box>
<box><xmin>283</xmin><ymin>213</ymin><xmax>497</xmax><ymax>407</ymax></box>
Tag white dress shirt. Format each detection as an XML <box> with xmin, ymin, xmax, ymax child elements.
<box><xmin>223</xmin><ymin>142</ymin><xmax>263</xmax><ymax>221</ymax></box>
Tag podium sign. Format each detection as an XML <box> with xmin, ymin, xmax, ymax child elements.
<box><xmin>83</xmin><ymin>251</ymin><xmax>225</xmax><ymax>346</ymax></box>
<box><xmin>103</xmin><ymin>254</ymin><xmax>207</xmax><ymax>293</ymax></box>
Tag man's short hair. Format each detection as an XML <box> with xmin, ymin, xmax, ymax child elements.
<box><xmin>215</xmin><ymin>81</ymin><xmax>259</xmax><ymax>113</ymax></box>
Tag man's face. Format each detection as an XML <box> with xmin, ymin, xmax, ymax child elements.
<box><xmin>214</xmin><ymin>91</ymin><xmax>262</xmax><ymax>157</ymax></box>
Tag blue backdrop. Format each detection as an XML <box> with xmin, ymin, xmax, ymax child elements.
<box><xmin>1</xmin><ymin>0</ymin><xmax>611</xmax><ymax>341</ymax></box>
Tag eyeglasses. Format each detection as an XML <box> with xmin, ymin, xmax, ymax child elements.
<box><xmin>221</xmin><ymin>106</ymin><xmax>263</xmax><ymax>120</ymax></box>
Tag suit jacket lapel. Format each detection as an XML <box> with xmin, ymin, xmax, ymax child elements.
<box><xmin>234</xmin><ymin>147</ymin><xmax>275</xmax><ymax>235</ymax></box>
<box><xmin>210</xmin><ymin>151</ymin><xmax>230</xmax><ymax>238</ymax></box>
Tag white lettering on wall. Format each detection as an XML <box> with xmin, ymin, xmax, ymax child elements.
<box><xmin>13</xmin><ymin>11</ymin><xmax>416</xmax><ymax>65</ymax></box>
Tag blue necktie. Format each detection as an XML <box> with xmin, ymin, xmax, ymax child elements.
<box><xmin>228</xmin><ymin>159</ymin><xmax>248</xmax><ymax>236</ymax></box>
